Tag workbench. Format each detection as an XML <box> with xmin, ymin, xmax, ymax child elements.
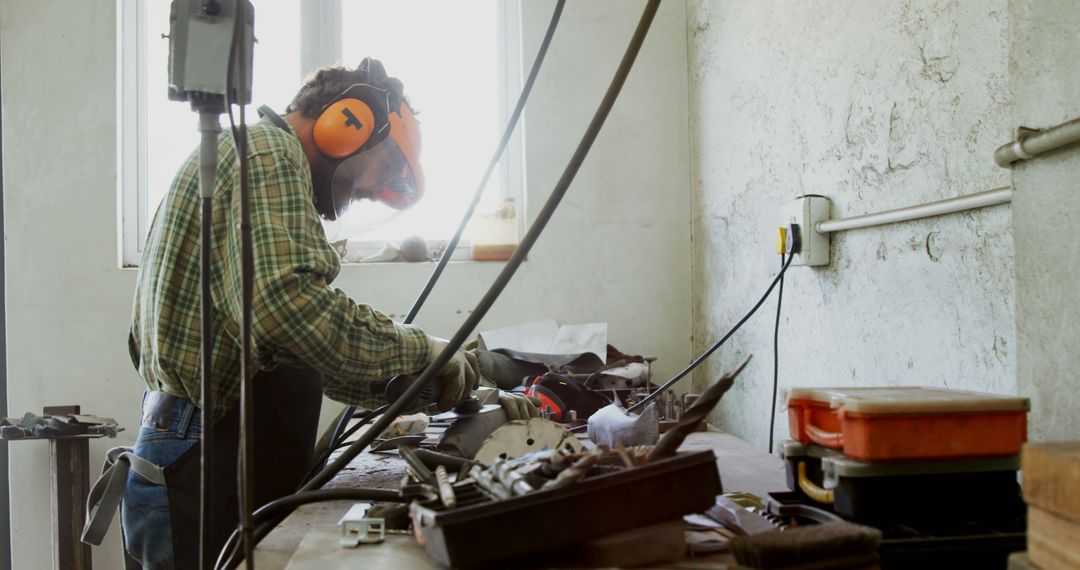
<box><xmin>254</xmin><ymin>429</ymin><xmax>786</xmax><ymax>569</ymax></box>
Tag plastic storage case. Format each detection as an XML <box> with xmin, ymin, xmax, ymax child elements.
<box><xmin>410</xmin><ymin>450</ymin><xmax>721</xmax><ymax>568</ymax></box>
<box><xmin>780</xmin><ymin>440</ymin><xmax>1024</xmax><ymax>521</ymax></box>
<box><xmin>784</xmin><ymin>386</ymin><xmax>1029</xmax><ymax>461</ymax></box>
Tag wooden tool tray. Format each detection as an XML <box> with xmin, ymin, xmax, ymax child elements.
<box><xmin>410</xmin><ymin>450</ymin><xmax>721</xmax><ymax>568</ymax></box>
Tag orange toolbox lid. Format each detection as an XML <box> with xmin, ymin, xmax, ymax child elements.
<box><xmin>784</xmin><ymin>386</ymin><xmax>1030</xmax><ymax>416</ymax></box>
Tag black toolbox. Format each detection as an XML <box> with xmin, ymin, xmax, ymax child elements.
<box><xmin>767</xmin><ymin>491</ymin><xmax>1026</xmax><ymax>569</ymax></box>
<box><xmin>779</xmin><ymin>440</ymin><xmax>1024</xmax><ymax>521</ymax></box>
<box><xmin>410</xmin><ymin>450</ymin><xmax>721</xmax><ymax>568</ymax></box>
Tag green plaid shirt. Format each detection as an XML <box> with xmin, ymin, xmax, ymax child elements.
<box><xmin>129</xmin><ymin>118</ymin><xmax>429</xmax><ymax>420</ymax></box>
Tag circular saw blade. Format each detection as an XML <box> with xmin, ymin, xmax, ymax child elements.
<box><xmin>474</xmin><ymin>419</ymin><xmax>584</xmax><ymax>465</ymax></box>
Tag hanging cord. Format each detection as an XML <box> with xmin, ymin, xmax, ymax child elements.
<box><xmin>569</xmin><ymin>252</ymin><xmax>796</xmax><ymax>434</ymax></box>
<box><xmin>224</xmin><ymin>1</ymin><xmax>256</xmax><ymax>567</ymax></box>
<box><xmin>320</xmin><ymin>0</ymin><xmax>567</xmax><ymax>471</ymax></box>
<box><xmin>768</xmin><ymin>253</ymin><xmax>786</xmax><ymax>454</ymax></box>
<box><xmin>217</xmin><ymin>2</ymin><xmax>662</xmax><ymax>567</ymax></box>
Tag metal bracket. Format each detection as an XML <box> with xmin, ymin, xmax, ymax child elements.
<box><xmin>339</xmin><ymin>503</ymin><xmax>386</xmax><ymax>548</ymax></box>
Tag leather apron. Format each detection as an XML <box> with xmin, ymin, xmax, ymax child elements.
<box><xmin>162</xmin><ymin>365</ymin><xmax>324</xmax><ymax>569</ymax></box>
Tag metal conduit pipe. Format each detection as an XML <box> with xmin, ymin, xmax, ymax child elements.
<box><xmin>994</xmin><ymin>117</ymin><xmax>1080</xmax><ymax>167</ymax></box>
<box><xmin>816</xmin><ymin>186</ymin><xmax>1012</xmax><ymax>234</ymax></box>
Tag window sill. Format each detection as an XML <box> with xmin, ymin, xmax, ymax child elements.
<box><xmin>339</xmin><ymin>239</ymin><xmax>519</xmax><ymax>264</ymax></box>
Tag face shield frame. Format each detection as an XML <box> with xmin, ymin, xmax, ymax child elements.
<box><xmin>316</xmin><ymin>85</ymin><xmax>425</xmax><ymax>241</ymax></box>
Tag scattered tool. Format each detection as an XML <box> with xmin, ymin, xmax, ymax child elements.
<box><xmin>369</xmin><ymin>435</ymin><xmax>427</xmax><ymax>453</ymax></box>
<box><xmin>397</xmin><ymin>445</ymin><xmax>436</xmax><ymax>486</ymax></box>
<box><xmin>434</xmin><ymin>465</ymin><xmax>456</xmax><ymax>509</ymax></box>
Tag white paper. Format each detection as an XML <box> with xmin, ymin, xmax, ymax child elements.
<box><xmin>477</xmin><ymin>320</ymin><xmax>607</xmax><ymax>363</ymax></box>
<box><xmin>550</xmin><ymin>323</ymin><xmax>607</xmax><ymax>362</ymax></box>
<box><xmin>477</xmin><ymin>320</ymin><xmax>560</xmax><ymax>354</ymax></box>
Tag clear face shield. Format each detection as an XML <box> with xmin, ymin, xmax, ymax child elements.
<box><xmin>320</xmin><ymin>136</ymin><xmax>420</xmax><ymax>242</ymax></box>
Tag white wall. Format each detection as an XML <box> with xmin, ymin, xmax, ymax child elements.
<box><xmin>1009</xmin><ymin>0</ymin><xmax>1080</xmax><ymax>442</ymax></box>
<box><xmin>0</xmin><ymin>1</ymin><xmax>691</xmax><ymax>568</ymax></box>
<box><xmin>686</xmin><ymin>1</ymin><xmax>1017</xmax><ymax>450</ymax></box>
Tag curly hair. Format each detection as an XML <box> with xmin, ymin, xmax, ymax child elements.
<box><xmin>286</xmin><ymin>57</ymin><xmax>414</xmax><ymax>118</ymax></box>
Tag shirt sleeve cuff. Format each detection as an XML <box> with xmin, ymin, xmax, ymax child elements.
<box><xmin>394</xmin><ymin>323</ymin><xmax>430</xmax><ymax>373</ymax></box>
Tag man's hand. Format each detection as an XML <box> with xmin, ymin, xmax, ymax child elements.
<box><xmin>499</xmin><ymin>392</ymin><xmax>539</xmax><ymax>421</ymax></box>
<box><xmin>425</xmin><ymin>337</ymin><xmax>479</xmax><ymax>411</ymax></box>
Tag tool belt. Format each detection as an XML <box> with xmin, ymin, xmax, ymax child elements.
<box><xmin>82</xmin><ymin>391</ymin><xmax>190</xmax><ymax>546</ymax></box>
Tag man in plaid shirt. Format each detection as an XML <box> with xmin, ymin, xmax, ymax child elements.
<box><xmin>116</xmin><ymin>59</ymin><xmax>533</xmax><ymax>569</ymax></box>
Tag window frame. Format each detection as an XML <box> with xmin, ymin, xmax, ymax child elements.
<box><xmin>119</xmin><ymin>0</ymin><xmax>149</xmax><ymax>267</ymax></box>
<box><xmin>120</xmin><ymin>0</ymin><xmax>526</xmax><ymax>267</ymax></box>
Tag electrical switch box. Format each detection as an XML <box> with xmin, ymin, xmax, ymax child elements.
<box><xmin>782</xmin><ymin>195</ymin><xmax>831</xmax><ymax>267</ymax></box>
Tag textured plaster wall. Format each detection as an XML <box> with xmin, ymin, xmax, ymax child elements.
<box><xmin>686</xmin><ymin>1</ymin><xmax>1016</xmax><ymax>450</ymax></box>
<box><xmin>0</xmin><ymin>1</ymin><xmax>690</xmax><ymax>568</ymax></box>
<box><xmin>1009</xmin><ymin>0</ymin><xmax>1080</xmax><ymax>442</ymax></box>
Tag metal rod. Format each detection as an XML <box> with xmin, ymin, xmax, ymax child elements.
<box><xmin>197</xmin><ymin>110</ymin><xmax>222</xmax><ymax>570</ymax></box>
<box><xmin>994</xmin><ymin>116</ymin><xmax>1080</xmax><ymax>167</ymax></box>
<box><xmin>816</xmin><ymin>186</ymin><xmax>1012</xmax><ymax>234</ymax></box>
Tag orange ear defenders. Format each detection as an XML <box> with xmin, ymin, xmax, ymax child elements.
<box><xmin>312</xmin><ymin>83</ymin><xmax>392</xmax><ymax>159</ymax></box>
<box><xmin>312</xmin><ymin>81</ymin><xmax>425</xmax><ymax>208</ymax></box>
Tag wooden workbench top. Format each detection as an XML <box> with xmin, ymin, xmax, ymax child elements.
<box><xmin>254</xmin><ymin>429</ymin><xmax>786</xmax><ymax>569</ymax></box>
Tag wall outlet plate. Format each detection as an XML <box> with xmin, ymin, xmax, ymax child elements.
<box><xmin>782</xmin><ymin>195</ymin><xmax>831</xmax><ymax>267</ymax></box>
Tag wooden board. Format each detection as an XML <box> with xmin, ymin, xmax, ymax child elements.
<box><xmin>1023</xmin><ymin>442</ymin><xmax>1080</xmax><ymax>522</ymax></box>
<box><xmin>1027</xmin><ymin>506</ymin><xmax>1080</xmax><ymax>570</ymax></box>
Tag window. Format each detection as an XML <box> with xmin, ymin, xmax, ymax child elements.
<box><xmin>120</xmin><ymin>0</ymin><xmax>524</xmax><ymax>266</ymax></box>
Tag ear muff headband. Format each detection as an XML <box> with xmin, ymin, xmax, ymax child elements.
<box><xmin>312</xmin><ymin>83</ymin><xmax>392</xmax><ymax>159</ymax></box>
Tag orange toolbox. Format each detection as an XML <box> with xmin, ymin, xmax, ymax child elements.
<box><xmin>783</xmin><ymin>387</ymin><xmax>1029</xmax><ymax>462</ymax></box>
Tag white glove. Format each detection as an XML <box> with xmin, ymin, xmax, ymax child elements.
<box><xmin>499</xmin><ymin>392</ymin><xmax>539</xmax><ymax>421</ymax></box>
<box><xmin>425</xmin><ymin>337</ymin><xmax>479</xmax><ymax>411</ymax></box>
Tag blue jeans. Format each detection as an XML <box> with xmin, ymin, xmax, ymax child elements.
<box><xmin>121</xmin><ymin>395</ymin><xmax>200</xmax><ymax>570</ymax></box>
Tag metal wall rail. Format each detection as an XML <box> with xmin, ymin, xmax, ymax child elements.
<box><xmin>816</xmin><ymin>186</ymin><xmax>1012</xmax><ymax>234</ymax></box>
<box><xmin>995</xmin><ymin>116</ymin><xmax>1080</xmax><ymax>167</ymax></box>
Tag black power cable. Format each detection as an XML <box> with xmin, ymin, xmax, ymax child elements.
<box><xmin>300</xmin><ymin>405</ymin><xmax>386</xmax><ymax>486</ymax></box>
<box><xmin>224</xmin><ymin>1</ymin><xmax>256</xmax><ymax>567</ymax></box>
<box><xmin>217</xmin><ymin>2</ymin><xmax>662</xmax><ymax>567</ymax></box>
<box><xmin>768</xmin><ymin>253</ymin><xmax>786</xmax><ymax>454</ymax></box>
<box><xmin>322</xmin><ymin>0</ymin><xmax>567</xmax><ymax>468</ymax></box>
<box><xmin>568</xmin><ymin>252</ymin><xmax>797</xmax><ymax>433</ymax></box>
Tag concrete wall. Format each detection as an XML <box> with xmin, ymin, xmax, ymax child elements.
<box><xmin>686</xmin><ymin>1</ymin><xmax>1017</xmax><ymax>450</ymax></box>
<box><xmin>0</xmin><ymin>1</ymin><xmax>690</xmax><ymax>567</ymax></box>
<box><xmin>1009</xmin><ymin>0</ymin><xmax>1080</xmax><ymax>441</ymax></box>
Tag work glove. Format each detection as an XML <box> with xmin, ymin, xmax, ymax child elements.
<box><xmin>499</xmin><ymin>392</ymin><xmax>540</xmax><ymax>421</ymax></box>
<box><xmin>425</xmin><ymin>337</ymin><xmax>480</xmax><ymax>412</ymax></box>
